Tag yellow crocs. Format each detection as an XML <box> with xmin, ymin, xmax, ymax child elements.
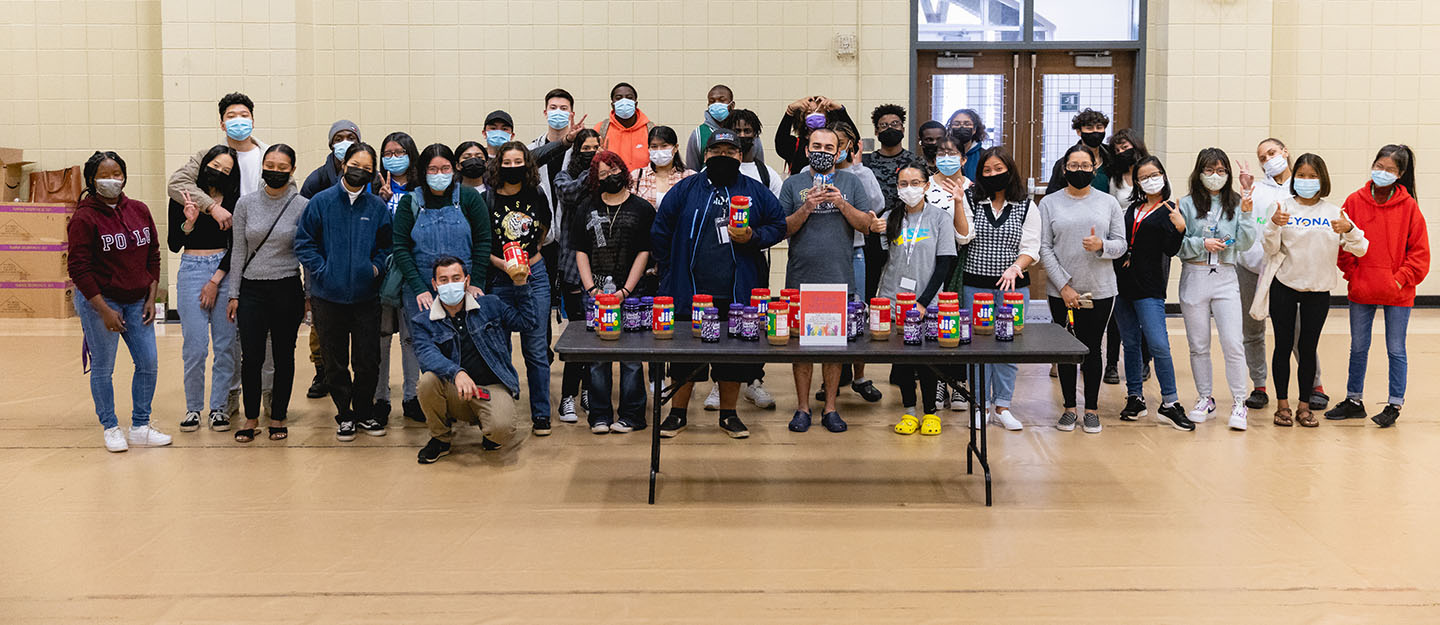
<box><xmin>920</xmin><ymin>414</ymin><xmax>943</xmax><ymax>436</ymax></box>
<box><xmin>894</xmin><ymin>414</ymin><xmax>920</xmax><ymax>435</ymax></box>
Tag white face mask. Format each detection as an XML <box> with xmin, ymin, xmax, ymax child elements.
<box><xmin>1262</xmin><ymin>154</ymin><xmax>1288</xmax><ymax>178</ymax></box>
<box><xmin>1201</xmin><ymin>172</ymin><xmax>1228</xmax><ymax>192</ymax></box>
<box><xmin>95</xmin><ymin>178</ymin><xmax>125</xmax><ymax>199</ymax></box>
<box><xmin>649</xmin><ymin>148</ymin><xmax>674</xmax><ymax>167</ymax></box>
<box><xmin>897</xmin><ymin>185</ymin><xmax>925</xmax><ymax>207</ymax></box>
<box><xmin>1139</xmin><ymin>175</ymin><xmax>1166</xmax><ymax>195</ymax></box>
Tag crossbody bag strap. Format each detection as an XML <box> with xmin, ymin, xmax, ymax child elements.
<box><xmin>241</xmin><ymin>195</ymin><xmax>298</xmax><ymax>275</ymax></box>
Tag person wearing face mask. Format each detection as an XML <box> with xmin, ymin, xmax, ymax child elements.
<box><xmin>295</xmin><ymin>142</ymin><xmax>394</xmax><ymax>442</ymax></box>
<box><xmin>1099</xmin><ymin>129</ymin><xmax>1152</xmax><ymax>386</ymax></box>
<box><xmin>376</xmin><ymin>132</ymin><xmax>420</xmax><ymax>213</ymax></box>
<box><xmin>168</xmin><ymin>145</ymin><xmax>240</xmax><ymax>435</ymax></box>
<box><xmin>723</xmin><ymin>109</ymin><xmax>784</xmax><ymax>197</ymax></box>
<box><xmin>1111</xmin><ymin>156</ymin><xmax>1191</xmax><ymax>430</ymax></box>
<box><xmin>945</xmin><ymin>109</ymin><xmax>987</xmax><ymax>181</ymax></box>
<box><xmin>865</xmin><ymin>104</ymin><xmax>917</xmax><ymax>218</ymax></box>
<box><xmin>531</xmin><ymin>88</ymin><xmax>578</xmax><ymax>209</ymax></box>
<box><xmin>1326</xmin><ymin>144</ymin><xmax>1428</xmax><ymax>428</ymax></box>
<box><xmin>775</xmin><ymin>95</ymin><xmax>858</xmax><ymax>175</ymax></box>
<box><xmin>1176</xmin><ymin>148</ymin><xmax>1256</xmax><ymax>431</ymax></box>
<box><xmin>631</xmin><ymin>126</ymin><xmax>696</xmax><ymax>208</ymax></box>
<box><xmin>596</xmin><ymin>82</ymin><xmax>654</xmax><ymax>172</ymax></box>
<box><xmin>650</xmin><ymin>129</ymin><xmax>786</xmax><ymax>440</ymax></box>
<box><xmin>548</xmin><ymin>129</ymin><xmax>603</xmax><ymax>423</ymax></box>
<box><xmin>413</xmin><ymin>256</ymin><xmax>537</xmax><ymax>464</ymax></box>
<box><xmin>300</xmin><ymin>119</ymin><xmax>361</xmax><ymax>199</ymax></box>
<box><xmin>455</xmin><ymin>141</ymin><xmax>489</xmax><ymax>192</ymax></box>
<box><xmin>483</xmin><ymin>110</ymin><xmax>517</xmax><ymax>160</ymax></box>
<box><xmin>684</xmin><ymin>84</ymin><xmax>769</xmax><ymax>172</ymax></box>
<box><xmin>925</xmin><ymin>133</ymin><xmax>979</xmax><ymax>413</ymax></box>
<box><xmin>1044</xmin><ymin>108</ymin><xmax>1111</xmax><ymax>196</ymax></box>
<box><xmin>373</xmin><ymin>132</ymin><xmax>424</xmax><ymax>424</ymax></box>
<box><xmin>574</xmin><ymin>151</ymin><xmax>656</xmax><ymax>433</ymax></box>
<box><xmin>1252</xmin><ymin>154</ymin><xmax>1368</xmax><ymax>428</ymax></box>
<box><xmin>170</xmin><ymin>93</ymin><xmax>268</xmax><ymax>226</ymax></box>
<box><xmin>880</xmin><ymin>164</ymin><xmax>957</xmax><ymax>435</ymax></box>
<box><xmin>917</xmin><ymin>121</ymin><xmax>947</xmax><ymax>175</ymax></box>
<box><xmin>69</xmin><ymin>150</ymin><xmax>168</xmax><ymax>453</ymax></box>
<box><xmin>227</xmin><ymin>144</ymin><xmax>309</xmax><ymax>443</ymax></box>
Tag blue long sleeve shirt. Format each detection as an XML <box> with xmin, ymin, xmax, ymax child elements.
<box><xmin>294</xmin><ymin>183</ymin><xmax>393</xmax><ymax>304</ymax></box>
<box><xmin>651</xmin><ymin>172</ymin><xmax>785</xmax><ymax>313</ymax></box>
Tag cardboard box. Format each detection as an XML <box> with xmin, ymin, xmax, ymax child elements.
<box><xmin>0</xmin><ymin>280</ymin><xmax>75</xmax><ymax>319</ymax></box>
<box><xmin>0</xmin><ymin>148</ymin><xmax>34</xmax><ymax>202</ymax></box>
<box><xmin>0</xmin><ymin>202</ymin><xmax>75</xmax><ymax>244</ymax></box>
<box><xmin>0</xmin><ymin>243</ymin><xmax>68</xmax><ymax>282</ymax></box>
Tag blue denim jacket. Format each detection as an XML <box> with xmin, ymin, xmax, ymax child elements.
<box><xmin>410</xmin><ymin>287</ymin><xmax>537</xmax><ymax>398</ymax></box>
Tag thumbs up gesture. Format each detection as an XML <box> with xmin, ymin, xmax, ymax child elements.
<box><xmin>1272</xmin><ymin>203</ymin><xmax>1291</xmax><ymax>227</ymax></box>
<box><xmin>1332</xmin><ymin>208</ymin><xmax>1354</xmax><ymax>234</ymax></box>
<box><xmin>1082</xmin><ymin>225</ymin><xmax>1103</xmax><ymax>252</ymax></box>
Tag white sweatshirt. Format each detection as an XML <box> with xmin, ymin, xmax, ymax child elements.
<box><xmin>1262</xmin><ymin>196</ymin><xmax>1368</xmax><ymax>292</ymax></box>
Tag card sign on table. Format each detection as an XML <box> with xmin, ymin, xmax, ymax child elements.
<box><xmin>799</xmin><ymin>284</ymin><xmax>847</xmax><ymax>346</ymax></box>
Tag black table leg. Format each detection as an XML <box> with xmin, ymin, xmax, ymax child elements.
<box><xmin>971</xmin><ymin>363</ymin><xmax>991</xmax><ymax>506</ymax></box>
<box><xmin>966</xmin><ymin>363</ymin><xmax>976</xmax><ymax>475</ymax></box>
<box><xmin>649</xmin><ymin>361</ymin><xmax>663</xmax><ymax>505</ymax></box>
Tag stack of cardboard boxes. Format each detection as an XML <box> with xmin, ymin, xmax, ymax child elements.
<box><xmin>0</xmin><ymin>148</ymin><xmax>77</xmax><ymax>319</ymax></box>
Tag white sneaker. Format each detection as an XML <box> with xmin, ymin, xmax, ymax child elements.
<box><xmin>557</xmin><ymin>395</ymin><xmax>579</xmax><ymax>423</ymax></box>
<box><xmin>703</xmin><ymin>383</ymin><xmax>720</xmax><ymax>411</ymax></box>
<box><xmin>1228</xmin><ymin>404</ymin><xmax>1248</xmax><ymax>431</ymax></box>
<box><xmin>127</xmin><ymin>424</ymin><xmax>172</xmax><ymax>447</ymax></box>
<box><xmin>103</xmin><ymin>427</ymin><xmax>129</xmax><ymax>452</ymax></box>
<box><xmin>1189</xmin><ymin>397</ymin><xmax>1215</xmax><ymax>423</ymax></box>
<box><xmin>743</xmin><ymin>382</ymin><xmax>776</xmax><ymax>409</ymax></box>
<box><xmin>991</xmin><ymin>408</ymin><xmax>1023</xmax><ymax>431</ymax></box>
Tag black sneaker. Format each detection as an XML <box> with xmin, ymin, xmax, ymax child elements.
<box><xmin>719</xmin><ymin>414</ymin><xmax>750</xmax><ymax>439</ymax></box>
<box><xmin>402</xmin><ymin>398</ymin><xmax>426</xmax><ymax>423</ymax></box>
<box><xmin>820</xmin><ymin>411</ymin><xmax>847</xmax><ymax>433</ymax></box>
<box><xmin>532</xmin><ymin>415</ymin><xmax>553</xmax><ymax>436</ymax></box>
<box><xmin>1156</xmin><ymin>402</ymin><xmax>1196</xmax><ymax>431</ymax></box>
<box><xmin>307</xmin><ymin>369</ymin><xmax>327</xmax><ymax>398</ymax></box>
<box><xmin>934</xmin><ymin>383</ymin><xmax>949</xmax><ymax>411</ymax></box>
<box><xmin>579</xmin><ymin>390</ymin><xmax>590</xmax><ymax>413</ymax></box>
<box><xmin>1119</xmin><ymin>395</ymin><xmax>1147</xmax><ymax>421</ymax></box>
<box><xmin>336</xmin><ymin>421</ymin><xmax>357</xmax><ymax>442</ymax></box>
<box><xmin>1307</xmin><ymin>390</ymin><xmax>1329</xmax><ymax>412</ymax></box>
<box><xmin>851</xmin><ymin>380</ymin><xmax>883</xmax><ymax>403</ymax></box>
<box><xmin>659</xmin><ymin>413</ymin><xmax>688</xmax><ymax>438</ymax></box>
<box><xmin>208</xmin><ymin>409</ymin><xmax>231</xmax><ymax>432</ymax></box>
<box><xmin>1244</xmin><ymin>388</ymin><xmax>1269</xmax><ymax>409</ymax></box>
<box><xmin>1103</xmin><ymin>363</ymin><xmax>1120</xmax><ymax>385</ymax></box>
<box><xmin>1371</xmin><ymin>404</ymin><xmax>1401</xmax><ymax>428</ymax></box>
<box><xmin>480</xmin><ymin>436</ymin><xmax>502</xmax><ymax>451</ymax></box>
<box><xmin>1142</xmin><ymin>362</ymin><xmax>1152</xmax><ymax>382</ymax></box>
<box><xmin>179</xmin><ymin>411</ymin><xmax>201</xmax><ymax>432</ymax></box>
<box><xmin>417</xmin><ymin>438</ymin><xmax>451</xmax><ymax>464</ymax></box>
<box><xmin>357</xmin><ymin>418</ymin><xmax>387</xmax><ymax>437</ymax></box>
<box><xmin>1324</xmin><ymin>398</ymin><xmax>1366</xmax><ymax>420</ymax></box>
<box><xmin>372</xmin><ymin>400</ymin><xmax>392</xmax><ymax>424</ymax></box>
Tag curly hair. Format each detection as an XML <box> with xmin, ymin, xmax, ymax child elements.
<box><xmin>870</xmin><ymin>103</ymin><xmax>906</xmax><ymax>127</ymax></box>
<box><xmin>1070</xmin><ymin>108</ymin><xmax>1110</xmax><ymax>130</ymax></box>
<box><xmin>218</xmin><ymin>92</ymin><xmax>254</xmax><ymax>118</ymax></box>
<box><xmin>486</xmin><ymin>141</ymin><xmax>541</xmax><ymax>189</ymax></box>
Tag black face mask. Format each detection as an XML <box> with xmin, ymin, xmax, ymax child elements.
<box><xmin>198</xmin><ymin>166</ymin><xmax>227</xmax><ymax>192</ymax></box>
<box><xmin>1112</xmin><ymin>149</ymin><xmax>1135</xmax><ymax>171</ymax></box>
<box><xmin>1081</xmin><ymin>131</ymin><xmax>1105</xmax><ymax>148</ymax></box>
<box><xmin>343</xmin><ymin>166</ymin><xmax>372</xmax><ymax>188</ymax></box>
<box><xmin>807</xmin><ymin>150</ymin><xmax>836</xmax><ymax>173</ymax></box>
<box><xmin>979</xmin><ymin>171</ymin><xmax>1011</xmax><ymax>195</ymax></box>
<box><xmin>877</xmin><ymin>128</ymin><xmax>904</xmax><ymax>148</ymax></box>
<box><xmin>459</xmin><ymin>158</ymin><xmax>485</xmax><ymax>179</ymax></box>
<box><xmin>1064</xmin><ymin>169</ymin><xmax>1095</xmax><ymax>190</ymax></box>
<box><xmin>738</xmin><ymin>137</ymin><xmax>756</xmax><ymax>155</ymax></box>
<box><xmin>261</xmin><ymin>169</ymin><xmax>291</xmax><ymax>190</ymax></box>
<box><xmin>705</xmin><ymin>155</ymin><xmax>741</xmax><ymax>187</ymax></box>
<box><xmin>950</xmin><ymin>127</ymin><xmax>975</xmax><ymax>145</ymax></box>
<box><xmin>921</xmin><ymin>143</ymin><xmax>939</xmax><ymax>161</ymax></box>
<box><xmin>499</xmin><ymin>166</ymin><xmax>526</xmax><ymax>184</ymax></box>
<box><xmin>600</xmin><ymin>172</ymin><xmax>627</xmax><ymax>194</ymax></box>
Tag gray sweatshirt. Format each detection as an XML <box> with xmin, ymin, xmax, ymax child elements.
<box><xmin>1038</xmin><ymin>187</ymin><xmax>1127</xmax><ymax>299</ymax></box>
<box><xmin>229</xmin><ymin>184</ymin><xmax>309</xmax><ymax>300</ymax></box>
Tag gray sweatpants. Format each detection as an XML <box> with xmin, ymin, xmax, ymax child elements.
<box><xmin>1180</xmin><ymin>263</ymin><xmax>1248</xmax><ymax>405</ymax></box>
<box><xmin>1237</xmin><ymin>263</ymin><xmax>1324</xmax><ymax>390</ymax></box>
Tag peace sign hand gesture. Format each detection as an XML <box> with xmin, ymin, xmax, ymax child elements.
<box><xmin>377</xmin><ymin>172</ymin><xmax>394</xmax><ymax>201</ymax></box>
<box><xmin>564</xmin><ymin>114</ymin><xmax>591</xmax><ymax>144</ymax></box>
<box><xmin>1237</xmin><ymin>159</ymin><xmax>1255</xmax><ymax>194</ymax></box>
<box><xmin>181</xmin><ymin>190</ymin><xmax>199</xmax><ymax>225</ymax></box>
<box><xmin>1167</xmin><ymin>202</ymin><xmax>1186</xmax><ymax>230</ymax></box>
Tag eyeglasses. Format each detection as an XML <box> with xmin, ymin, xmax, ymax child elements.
<box><xmin>382</xmin><ymin>150</ymin><xmax>407</xmax><ymax>158</ymax></box>
<box><xmin>426</xmin><ymin>166</ymin><xmax>453</xmax><ymax>175</ymax></box>
<box><xmin>876</xmin><ymin>121</ymin><xmax>904</xmax><ymax>131</ymax></box>
<box><xmin>1065</xmin><ymin>164</ymin><xmax>1095</xmax><ymax>173</ymax></box>
<box><xmin>1202</xmin><ymin>167</ymin><xmax>1228</xmax><ymax>175</ymax></box>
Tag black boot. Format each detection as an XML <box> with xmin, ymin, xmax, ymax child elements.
<box><xmin>306</xmin><ymin>367</ymin><xmax>327</xmax><ymax>398</ymax></box>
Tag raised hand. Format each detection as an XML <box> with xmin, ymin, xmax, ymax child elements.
<box><xmin>1332</xmin><ymin>208</ymin><xmax>1354</xmax><ymax>234</ymax></box>
<box><xmin>378</xmin><ymin>172</ymin><xmax>394</xmax><ymax>201</ymax></box>
<box><xmin>1237</xmin><ymin>159</ymin><xmax>1255</xmax><ymax>193</ymax></box>
<box><xmin>1271</xmin><ymin>204</ymin><xmax>1291</xmax><ymax>227</ymax></box>
<box><xmin>1167</xmin><ymin>202</ymin><xmax>1186</xmax><ymax>230</ymax></box>
<box><xmin>1082</xmin><ymin>226</ymin><xmax>1103</xmax><ymax>252</ymax></box>
<box><xmin>564</xmin><ymin>113</ymin><xmax>591</xmax><ymax>143</ymax></box>
<box><xmin>182</xmin><ymin>190</ymin><xmax>199</xmax><ymax>224</ymax></box>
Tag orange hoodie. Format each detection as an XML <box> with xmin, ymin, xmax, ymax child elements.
<box><xmin>1339</xmin><ymin>182</ymin><xmax>1429</xmax><ymax>306</ymax></box>
<box><xmin>596</xmin><ymin>109</ymin><xmax>653</xmax><ymax>172</ymax></box>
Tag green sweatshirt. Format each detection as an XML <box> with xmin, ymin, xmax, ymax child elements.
<box><xmin>391</xmin><ymin>185</ymin><xmax>492</xmax><ymax>294</ymax></box>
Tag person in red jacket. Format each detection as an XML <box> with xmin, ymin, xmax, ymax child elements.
<box><xmin>67</xmin><ymin>151</ymin><xmax>170</xmax><ymax>452</ymax></box>
<box><xmin>1326</xmin><ymin>145</ymin><xmax>1428</xmax><ymax>427</ymax></box>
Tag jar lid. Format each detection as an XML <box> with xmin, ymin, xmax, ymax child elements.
<box><xmin>973</xmin><ymin>292</ymin><xmax>994</xmax><ymax>301</ymax></box>
<box><xmin>654</xmin><ymin>296</ymin><xmax>673</xmax><ymax>304</ymax></box>
<box><xmin>730</xmin><ymin>195</ymin><xmax>751</xmax><ymax>206</ymax></box>
<box><xmin>641</xmin><ymin>296</ymin><xmax>654</xmax><ymax>303</ymax></box>
<box><xmin>751</xmin><ymin>288</ymin><xmax>770</xmax><ymax>297</ymax></box>
<box><xmin>743</xmin><ymin>306</ymin><xmax>757</xmax><ymax>313</ymax></box>
<box><xmin>869</xmin><ymin>297</ymin><xmax>890</xmax><ymax>306</ymax></box>
<box><xmin>694</xmin><ymin>294</ymin><xmax>713</xmax><ymax>303</ymax></box>
<box><xmin>897</xmin><ymin>292</ymin><xmax>916</xmax><ymax>300</ymax></box>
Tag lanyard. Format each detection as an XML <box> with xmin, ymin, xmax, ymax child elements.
<box><xmin>1130</xmin><ymin>200</ymin><xmax>1162</xmax><ymax>245</ymax></box>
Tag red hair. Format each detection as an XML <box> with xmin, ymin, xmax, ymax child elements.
<box><xmin>586</xmin><ymin>150</ymin><xmax>630</xmax><ymax>195</ymax></box>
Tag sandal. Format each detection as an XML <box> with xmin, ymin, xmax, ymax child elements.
<box><xmin>1273</xmin><ymin>408</ymin><xmax>1293</xmax><ymax>427</ymax></box>
<box><xmin>920</xmin><ymin>414</ymin><xmax>943</xmax><ymax>436</ymax></box>
<box><xmin>894</xmin><ymin>414</ymin><xmax>920</xmax><ymax>435</ymax></box>
<box><xmin>1295</xmin><ymin>409</ymin><xmax>1318</xmax><ymax>428</ymax></box>
<box><xmin>234</xmin><ymin>428</ymin><xmax>259</xmax><ymax>443</ymax></box>
<box><xmin>268</xmin><ymin>425</ymin><xmax>289</xmax><ymax>440</ymax></box>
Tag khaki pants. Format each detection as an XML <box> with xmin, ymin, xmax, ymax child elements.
<box><xmin>419</xmin><ymin>372</ymin><xmax>523</xmax><ymax>447</ymax></box>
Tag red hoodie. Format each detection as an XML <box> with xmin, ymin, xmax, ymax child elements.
<box><xmin>67</xmin><ymin>194</ymin><xmax>161</xmax><ymax>303</ymax></box>
<box><xmin>1339</xmin><ymin>182</ymin><xmax>1428</xmax><ymax>306</ymax></box>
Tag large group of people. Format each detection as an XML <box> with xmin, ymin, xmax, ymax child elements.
<box><xmin>66</xmin><ymin>86</ymin><xmax>1428</xmax><ymax>462</ymax></box>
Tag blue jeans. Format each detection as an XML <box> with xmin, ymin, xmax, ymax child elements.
<box><xmin>74</xmin><ymin>295</ymin><xmax>157</xmax><ymax>429</ymax></box>
<box><xmin>588</xmin><ymin>361</ymin><xmax>646</xmax><ymax>424</ymax></box>
<box><xmin>851</xmin><ymin>246</ymin><xmax>865</xmax><ymax>300</ymax></box>
<box><xmin>378</xmin><ymin>299</ymin><xmax>419</xmax><ymax>403</ymax></box>
<box><xmin>962</xmin><ymin>286</ymin><xmax>1016</xmax><ymax>405</ymax></box>
<box><xmin>1346</xmin><ymin>302</ymin><xmax>1410</xmax><ymax>406</ymax></box>
<box><xmin>490</xmin><ymin>258</ymin><xmax>552</xmax><ymax>420</ymax></box>
<box><xmin>176</xmin><ymin>253</ymin><xmax>237</xmax><ymax>412</ymax></box>
<box><xmin>1113</xmin><ymin>296</ymin><xmax>1179</xmax><ymax>403</ymax></box>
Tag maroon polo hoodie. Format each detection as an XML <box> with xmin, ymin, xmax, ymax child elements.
<box><xmin>67</xmin><ymin>193</ymin><xmax>161</xmax><ymax>303</ymax></box>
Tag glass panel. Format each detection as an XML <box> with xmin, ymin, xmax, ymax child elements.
<box><xmin>1039</xmin><ymin>74</ymin><xmax>1114</xmax><ymax>179</ymax></box>
<box><xmin>931</xmin><ymin>74</ymin><xmax>1006</xmax><ymax>148</ymax></box>
<box><xmin>1032</xmin><ymin>0</ymin><xmax>1139</xmax><ymax>41</ymax></box>
<box><xmin>917</xmin><ymin>0</ymin><xmax>1025</xmax><ymax>43</ymax></box>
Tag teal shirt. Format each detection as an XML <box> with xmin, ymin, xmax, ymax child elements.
<box><xmin>1176</xmin><ymin>194</ymin><xmax>1257</xmax><ymax>265</ymax></box>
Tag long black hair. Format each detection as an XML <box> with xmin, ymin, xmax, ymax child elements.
<box><xmin>486</xmin><ymin>141</ymin><xmax>541</xmax><ymax>190</ymax></box>
<box><xmin>80</xmin><ymin>150</ymin><xmax>127</xmax><ymax>201</ymax></box>
<box><xmin>1127</xmin><ymin>155</ymin><xmax>1171</xmax><ymax>208</ymax></box>
<box><xmin>417</xmin><ymin>143</ymin><xmax>456</xmax><ymax>195</ymax></box>
<box><xmin>647</xmin><ymin>125</ymin><xmax>685</xmax><ymax>171</ymax></box>
<box><xmin>887</xmin><ymin>163</ymin><xmax>930</xmax><ymax>241</ymax></box>
<box><xmin>1187</xmin><ymin>147</ymin><xmax>1240</xmax><ymax>220</ymax></box>
<box><xmin>566</xmin><ymin>128</ymin><xmax>601</xmax><ymax>177</ymax></box>
<box><xmin>1374</xmin><ymin>144</ymin><xmax>1417</xmax><ymax>199</ymax></box>
<box><xmin>198</xmin><ymin>144</ymin><xmax>240</xmax><ymax>210</ymax></box>
<box><xmin>976</xmin><ymin>147</ymin><xmax>1025</xmax><ymax>201</ymax></box>
<box><xmin>381</xmin><ymin>131</ymin><xmax>421</xmax><ymax>189</ymax></box>
<box><xmin>263</xmin><ymin>143</ymin><xmax>297</xmax><ymax>169</ymax></box>
<box><xmin>1106</xmin><ymin>128</ymin><xmax>1149</xmax><ymax>179</ymax></box>
<box><xmin>947</xmin><ymin>109</ymin><xmax>988</xmax><ymax>145</ymax></box>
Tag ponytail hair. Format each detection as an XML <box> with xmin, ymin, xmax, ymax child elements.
<box><xmin>80</xmin><ymin>150</ymin><xmax>127</xmax><ymax>201</ymax></box>
<box><xmin>1374</xmin><ymin>144</ymin><xmax>1417</xmax><ymax>199</ymax></box>
<box><xmin>886</xmin><ymin>164</ymin><xmax>930</xmax><ymax>241</ymax></box>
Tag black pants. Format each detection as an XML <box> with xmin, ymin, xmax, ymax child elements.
<box><xmin>311</xmin><ymin>296</ymin><xmax>382</xmax><ymax>423</ymax></box>
<box><xmin>1269</xmin><ymin>282</ymin><xmax>1329</xmax><ymax>404</ymax></box>
<box><xmin>237</xmin><ymin>277</ymin><xmax>304</xmax><ymax>421</ymax></box>
<box><xmin>1049</xmin><ymin>296</ymin><xmax>1115</xmax><ymax>411</ymax></box>
<box><xmin>893</xmin><ymin>364</ymin><xmax>939</xmax><ymax>414</ymax></box>
<box><xmin>559</xmin><ymin>286</ymin><xmax>588</xmax><ymax>397</ymax></box>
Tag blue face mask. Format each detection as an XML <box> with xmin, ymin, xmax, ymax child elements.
<box><xmin>936</xmin><ymin>155</ymin><xmax>964</xmax><ymax>176</ymax></box>
<box><xmin>486</xmin><ymin>130</ymin><xmax>512</xmax><ymax>147</ymax></box>
<box><xmin>332</xmin><ymin>140</ymin><xmax>354</xmax><ymax>163</ymax></box>
<box><xmin>427</xmin><ymin>172</ymin><xmax>453</xmax><ymax>192</ymax></box>
<box><xmin>836</xmin><ymin>149</ymin><xmax>849</xmax><ymax>163</ymax></box>
<box><xmin>224</xmin><ymin>117</ymin><xmax>253</xmax><ymax>141</ymax></box>
<box><xmin>435</xmin><ymin>280</ymin><xmax>467</xmax><ymax>306</ymax></box>
<box><xmin>546</xmin><ymin>109</ymin><xmax>570</xmax><ymax>130</ymax></box>
<box><xmin>613</xmin><ymin>98</ymin><xmax>637</xmax><ymax>120</ymax></box>
<box><xmin>1371</xmin><ymin>169</ymin><xmax>1398</xmax><ymax>188</ymax></box>
<box><xmin>1292</xmin><ymin>178</ymin><xmax>1321</xmax><ymax>199</ymax></box>
<box><xmin>708</xmin><ymin>102</ymin><xmax>731</xmax><ymax>122</ymax></box>
<box><xmin>382</xmin><ymin>155</ymin><xmax>410</xmax><ymax>174</ymax></box>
